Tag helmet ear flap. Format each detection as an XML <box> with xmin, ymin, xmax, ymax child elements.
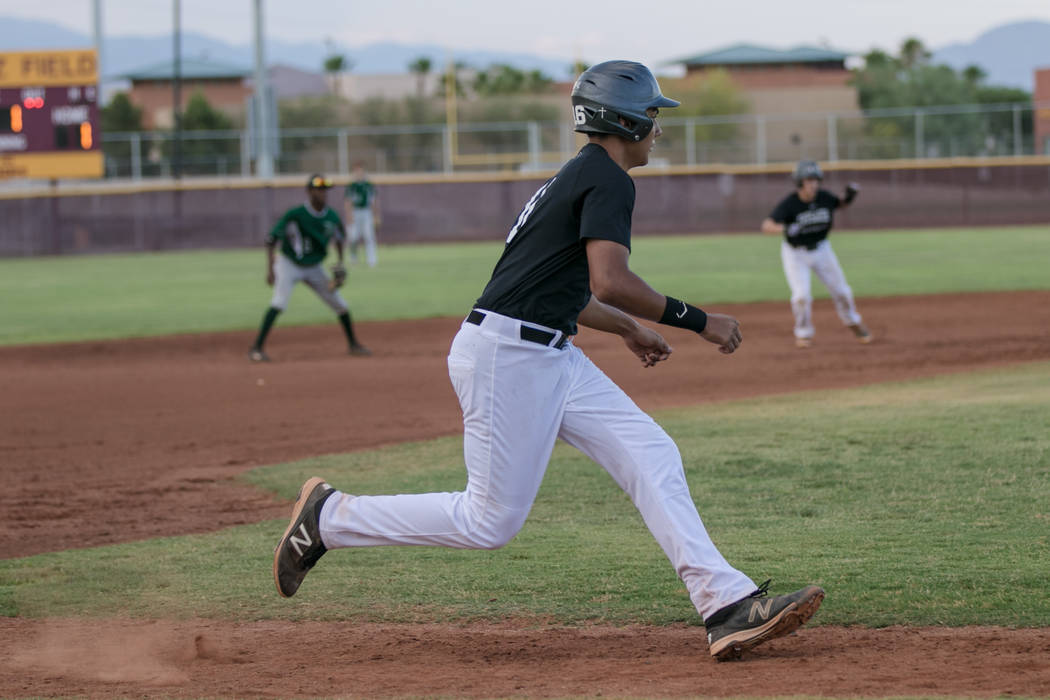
<box><xmin>571</xmin><ymin>97</ymin><xmax>652</xmax><ymax>141</ymax></box>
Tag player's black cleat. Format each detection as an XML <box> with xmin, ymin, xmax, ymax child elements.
<box><xmin>349</xmin><ymin>343</ymin><xmax>372</xmax><ymax>357</ymax></box>
<box><xmin>705</xmin><ymin>580</ymin><xmax>824</xmax><ymax>661</ymax></box>
<box><xmin>273</xmin><ymin>476</ymin><xmax>335</xmax><ymax>598</ymax></box>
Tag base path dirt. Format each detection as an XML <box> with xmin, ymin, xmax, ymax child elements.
<box><xmin>2</xmin><ymin>619</ymin><xmax>1049</xmax><ymax>698</ymax></box>
<box><xmin>2</xmin><ymin>290</ymin><xmax>1050</xmax><ymax>698</ymax></box>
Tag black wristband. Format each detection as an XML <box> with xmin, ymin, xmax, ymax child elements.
<box><xmin>659</xmin><ymin>296</ymin><xmax>707</xmax><ymax>334</ymax></box>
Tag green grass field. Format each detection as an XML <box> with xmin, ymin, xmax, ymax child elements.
<box><xmin>2</xmin><ymin>362</ymin><xmax>1048</xmax><ymax>627</ymax></box>
<box><xmin>2</xmin><ymin>224</ymin><xmax>1049</xmax><ymax>699</ymax></box>
<box><xmin>0</xmin><ymin>225</ymin><xmax>1047</xmax><ymax>346</ymax></box>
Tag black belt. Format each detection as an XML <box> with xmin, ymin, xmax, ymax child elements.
<box><xmin>466</xmin><ymin>310</ymin><xmax>568</xmax><ymax>349</ymax></box>
<box><xmin>791</xmin><ymin>240</ymin><xmax>823</xmax><ymax>251</ymax></box>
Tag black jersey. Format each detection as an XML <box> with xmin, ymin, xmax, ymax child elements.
<box><xmin>769</xmin><ymin>189</ymin><xmax>841</xmax><ymax>250</ymax></box>
<box><xmin>474</xmin><ymin>144</ymin><xmax>634</xmax><ymax>335</ymax></box>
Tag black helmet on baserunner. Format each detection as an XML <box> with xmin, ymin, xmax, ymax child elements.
<box><xmin>571</xmin><ymin>61</ymin><xmax>680</xmax><ymax>142</ymax></box>
<box><xmin>793</xmin><ymin>160</ymin><xmax>824</xmax><ymax>185</ymax></box>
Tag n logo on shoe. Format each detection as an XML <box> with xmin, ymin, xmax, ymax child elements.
<box><xmin>748</xmin><ymin>599</ymin><xmax>774</xmax><ymax>623</ymax></box>
<box><xmin>289</xmin><ymin>523</ymin><xmax>312</xmax><ymax>557</ymax></box>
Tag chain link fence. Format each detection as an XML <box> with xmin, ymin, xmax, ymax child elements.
<box><xmin>99</xmin><ymin>101</ymin><xmax>1045</xmax><ymax>179</ymax></box>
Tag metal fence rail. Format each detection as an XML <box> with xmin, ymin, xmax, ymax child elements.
<box><xmin>98</xmin><ymin>101</ymin><xmax>1047</xmax><ymax>179</ymax></box>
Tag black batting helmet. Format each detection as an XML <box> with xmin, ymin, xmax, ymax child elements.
<box><xmin>793</xmin><ymin>160</ymin><xmax>823</xmax><ymax>185</ymax></box>
<box><xmin>571</xmin><ymin>61</ymin><xmax>679</xmax><ymax>142</ymax></box>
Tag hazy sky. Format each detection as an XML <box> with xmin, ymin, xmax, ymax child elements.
<box><xmin>3</xmin><ymin>0</ymin><xmax>1050</xmax><ymax>67</ymax></box>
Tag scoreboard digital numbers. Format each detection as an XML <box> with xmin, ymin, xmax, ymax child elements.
<box><xmin>0</xmin><ymin>48</ymin><xmax>102</xmax><ymax>180</ymax></box>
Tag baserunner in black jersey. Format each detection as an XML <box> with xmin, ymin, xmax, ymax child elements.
<box><xmin>761</xmin><ymin>160</ymin><xmax>871</xmax><ymax>348</ymax></box>
<box><xmin>272</xmin><ymin>62</ymin><xmax>824</xmax><ymax>661</ymax></box>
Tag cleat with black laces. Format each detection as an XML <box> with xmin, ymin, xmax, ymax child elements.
<box><xmin>273</xmin><ymin>476</ymin><xmax>335</xmax><ymax>598</ymax></box>
<box><xmin>705</xmin><ymin>580</ymin><xmax>825</xmax><ymax>661</ymax></box>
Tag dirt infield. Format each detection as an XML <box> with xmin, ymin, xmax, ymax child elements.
<box><xmin>3</xmin><ymin>290</ymin><xmax>1050</xmax><ymax>698</ymax></box>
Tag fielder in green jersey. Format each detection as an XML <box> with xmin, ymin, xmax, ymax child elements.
<box><xmin>344</xmin><ymin>162</ymin><xmax>380</xmax><ymax>267</ymax></box>
<box><xmin>249</xmin><ymin>174</ymin><xmax>370</xmax><ymax>361</ymax></box>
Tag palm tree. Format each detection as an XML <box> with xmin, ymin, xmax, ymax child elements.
<box><xmin>962</xmin><ymin>64</ymin><xmax>987</xmax><ymax>87</ymax></box>
<box><xmin>408</xmin><ymin>56</ymin><xmax>433</xmax><ymax>98</ymax></box>
<box><xmin>899</xmin><ymin>37</ymin><xmax>930</xmax><ymax>69</ymax></box>
<box><xmin>439</xmin><ymin>61</ymin><xmax>468</xmax><ymax>98</ymax></box>
<box><xmin>323</xmin><ymin>39</ymin><xmax>352</xmax><ymax>97</ymax></box>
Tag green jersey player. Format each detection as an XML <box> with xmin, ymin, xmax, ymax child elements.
<box><xmin>344</xmin><ymin>162</ymin><xmax>380</xmax><ymax>267</ymax></box>
<box><xmin>249</xmin><ymin>174</ymin><xmax>370</xmax><ymax>361</ymax></box>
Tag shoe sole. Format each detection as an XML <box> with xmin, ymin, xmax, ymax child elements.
<box><xmin>272</xmin><ymin>476</ymin><xmax>328</xmax><ymax>598</ymax></box>
<box><xmin>711</xmin><ymin>586</ymin><xmax>825</xmax><ymax>661</ymax></box>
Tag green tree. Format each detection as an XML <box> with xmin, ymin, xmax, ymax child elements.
<box><xmin>99</xmin><ymin>92</ymin><xmax>144</xmax><ymax>176</ymax></box>
<box><xmin>408</xmin><ymin>56</ymin><xmax>433</xmax><ymax>98</ymax></box>
<box><xmin>100</xmin><ymin>92</ymin><xmax>143</xmax><ymax>132</ymax></box>
<box><xmin>850</xmin><ymin>38</ymin><xmax>1031</xmax><ymax>157</ymax></box>
<box><xmin>323</xmin><ymin>39</ymin><xmax>351</xmax><ymax>97</ymax></box>
<box><xmin>182</xmin><ymin>91</ymin><xmax>234</xmax><ymax>131</ymax></box>
<box><xmin>473</xmin><ymin>64</ymin><xmax>552</xmax><ymax>96</ymax></box>
<box><xmin>169</xmin><ymin>91</ymin><xmax>239</xmax><ymax>174</ymax></box>
<box><xmin>438</xmin><ymin>61</ymin><xmax>469</xmax><ymax>97</ymax></box>
<box><xmin>323</xmin><ymin>54</ymin><xmax>348</xmax><ymax>73</ymax></box>
<box><xmin>899</xmin><ymin>37</ymin><xmax>931</xmax><ymax>69</ymax></box>
<box><xmin>661</xmin><ymin>70</ymin><xmax>750</xmax><ymax>157</ymax></box>
<box><xmin>962</xmin><ymin>64</ymin><xmax>987</xmax><ymax>87</ymax></box>
<box><xmin>353</xmin><ymin>95</ymin><xmax>446</xmax><ymax>171</ymax></box>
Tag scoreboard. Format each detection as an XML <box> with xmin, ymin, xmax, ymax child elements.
<box><xmin>0</xmin><ymin>49</ymin><xmax>102</xmax><ymax>180</ymax></box>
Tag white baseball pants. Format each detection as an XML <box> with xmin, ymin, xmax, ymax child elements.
<box><xmin>319</xmin><ymin>309</ymin><xmax>757</xmax><ymax>618</ymax></box>
<box><xmin>270</xmin><ymin>254</ymin><xmax>347</xmax><ymax>313</ymax></box>
<box><xmin>780</xmin><ymin>240</ymin><xmax>862</xmax><ymax>340</ymax></box>
<box><xmin>348</xmin><ymin>209</ymin><xmax>377</xmax><ymax>267</ymax></box>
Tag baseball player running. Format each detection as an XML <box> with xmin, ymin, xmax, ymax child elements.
<box><xmin>344</xmin><ymin>162</ymin><xmax>380</xmax><ymax>267</ymax></box>
<box><xmin>249</xmin><ymin>174</ymin><xmax>370</xmax><ymax>361</ymax></box>
<box><xmin>273</xmin><ymin>62</ymin><xmax>823</xmax><ymax>661</ymax></box>
<box><xmin>761</xmin><ymin>161</ymin><xmax>871</xmax><ymax>348</ymax></box>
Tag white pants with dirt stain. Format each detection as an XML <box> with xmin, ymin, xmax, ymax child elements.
<box><xmin>318</xmin><ymin>309</ymin><xmax>757</xmax><ymax>619</ymax></box>
<box><xmin>780</xmin><ymin>239</ymin><xmax>862</xmax><ymax>340</ymax></box>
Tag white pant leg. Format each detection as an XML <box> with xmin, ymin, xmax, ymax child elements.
<box><xmin>301</xmin><ymin>263</ymin><xmax>349</xmax><ymax>313</ymax></box>
<box><xmin>347</xmin><ymin>214</ymin><xmax>363</xmax><ymax>261</ymax></box>
<box><xmin>556</xmin><ymin>350</ymin><xmax>756</xmax><ymax>619</ymax></box>
<box><xmin>320</xmin><ymin>314</ymin><xmax>572</xmax><ymax>549</ymax></box>
<box><xmin>810</xmin><ymin>241</ymin><xmax>862</xmax><ymax>326</ymax></box>
<box><xmin>354</xmin><ymin>209</ymin><xmax>377</xmax><ymax>267</ymax></box>
<box><xmin>780</xmin><ymin>241</ymin><xmax>814</xmax><ymax>339</ymax></box>
<box><xmin>269</xmin><ymin>255</ymin><xmax>304</xmax><ymax>310</ymax></box>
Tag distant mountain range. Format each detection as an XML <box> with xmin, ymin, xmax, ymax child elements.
<box><xmin>3</xmin><ymin>16</ymin><xmax>1048</xmax><ymax>91</ymax></box>
<box><xmin>931</xmin><ymin>20</ymin><xmax>1050</xmax><ymax>91</ymax></box>
<box><xmin>0</xmin><ymin>16</ymin><xmax>575</xmax><ymax>82</ymax></box>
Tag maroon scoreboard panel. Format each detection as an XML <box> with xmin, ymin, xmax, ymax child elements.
<box><xmin>0</xmin><ymin>49</ymin><xmax>103</xmax><ymax>179</ymax></box>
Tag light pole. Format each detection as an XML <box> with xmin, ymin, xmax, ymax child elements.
<box><xmin>173</xmin><ymin>0</ymin><xmax>182</xmax><ymax>179</ymax></box>
<box><xmin>253</xmin><ymin>0</ymin><xmax>274</xmax><ymax>178</ymax></box>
